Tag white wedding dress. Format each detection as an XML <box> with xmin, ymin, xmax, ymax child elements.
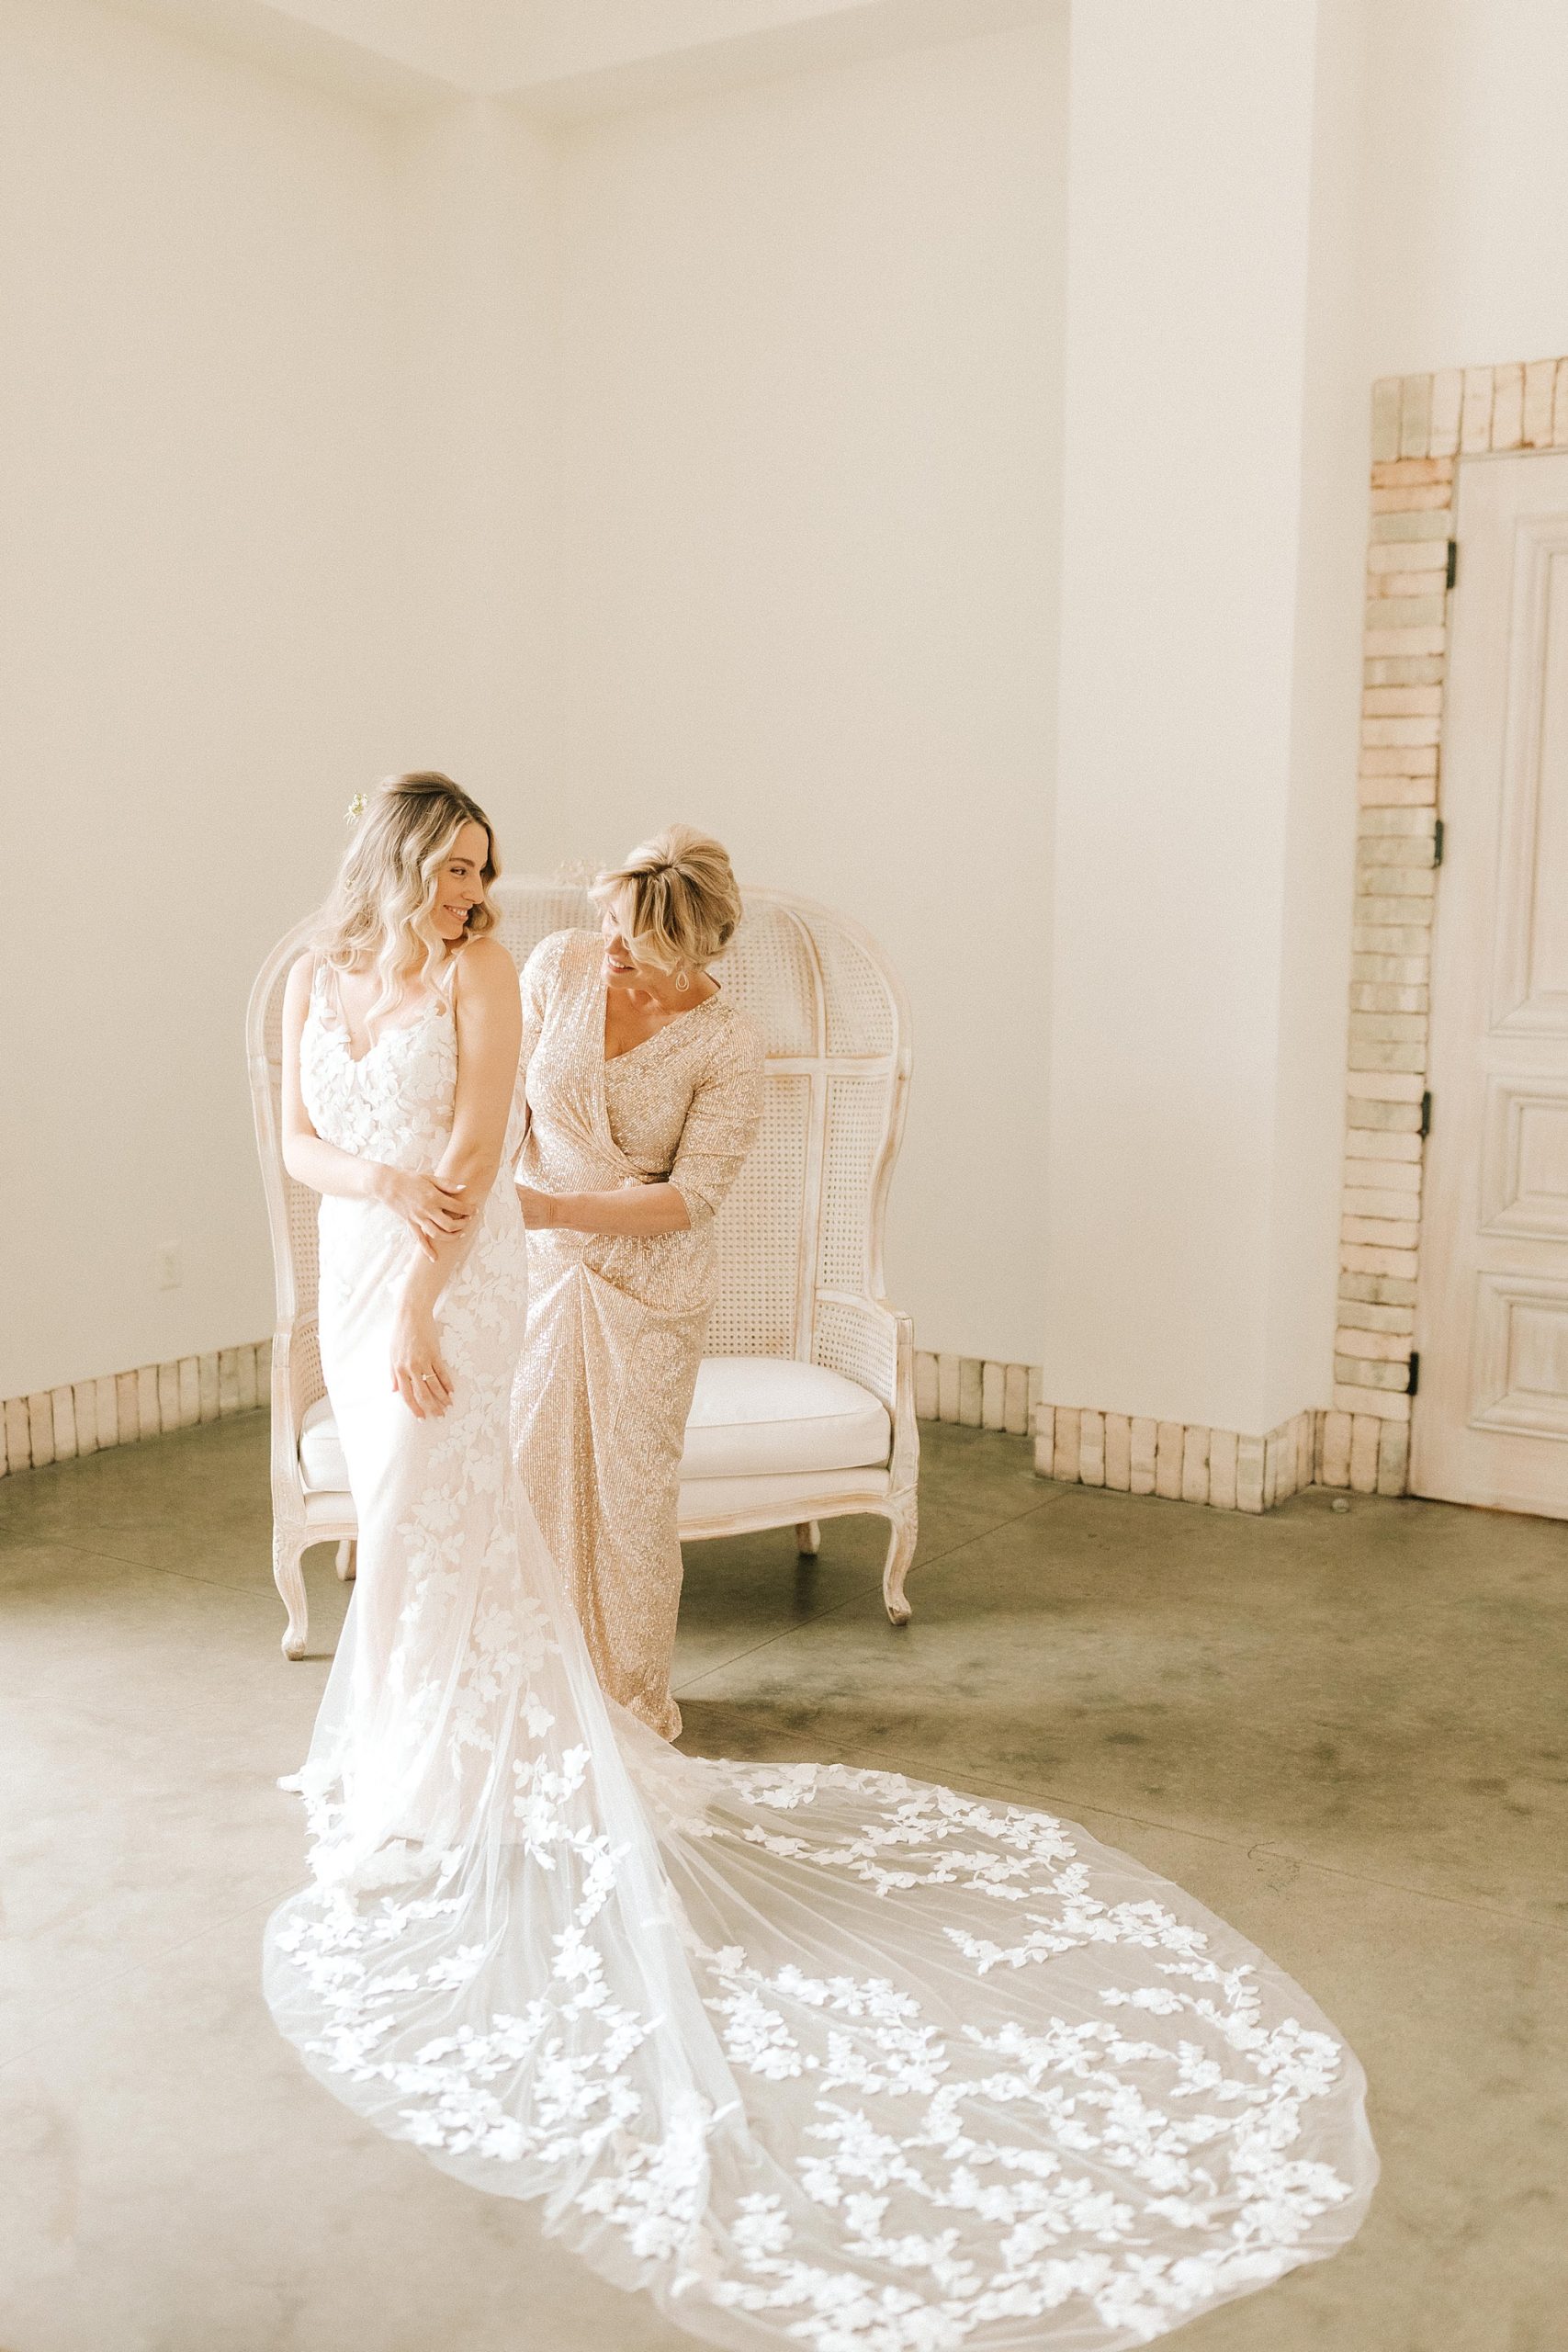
<box><xmin>265</xmin><ymin>972</ymin><xmax>1377</xmax><ymax>2351</ymax></box>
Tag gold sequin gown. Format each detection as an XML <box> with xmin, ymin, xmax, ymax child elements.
<box><xmin>512</xmin><ymin>929</ymin><xmax>764</xmax><ymax>1740</ymax></box>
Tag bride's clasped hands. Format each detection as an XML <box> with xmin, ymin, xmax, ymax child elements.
<box><xmin>376</xmin><ymin>1164</ymin><xmax>471</xmax><ymax>1259</ymax></box>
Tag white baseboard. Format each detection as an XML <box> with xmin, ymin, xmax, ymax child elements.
<box><xmin>913</xmin><ymin>1351</ymin><xmax>1040</xmax><ymax>1436</ymax></box>
<box><xmin>1032</xmin><ymin>1402</ymin><xmax>1314</xmax><ymax>1513</ymax></box>
<box><xmin>1</xmin><ymin>1341</ymin><xmax>272</xmax><ymax>1474</ymax></box>
<box><xmin>6</xmin><ymin>1343</ymin><xmax>1409</xmax><ymax>1509</ymax></box>
<box><xmin>918</xmin><ymin>1352</ymin><xmax>1410</xmax><ymax>1510</ymax></box>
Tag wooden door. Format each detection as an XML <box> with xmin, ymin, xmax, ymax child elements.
<box><xmin>1413</xmin><ymin>451</ymin><xmax>1568</xmax><ymax>1517</ymax></box>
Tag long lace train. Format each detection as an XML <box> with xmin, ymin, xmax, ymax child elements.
<box><xmin>265</xmin><ymin>968</ymin><xmax>1376</xmax><ymax>2351</ymax></box>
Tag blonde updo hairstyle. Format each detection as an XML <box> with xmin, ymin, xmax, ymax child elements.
<box><xmin>318</xmin><ymin>772</ymin><xmax>500</xmax><ymax>1023</ymax></box>
<box><xmin>591</xmin><ymin>826</ymin><xmax>743</xmax><ymax>980</ymax></box>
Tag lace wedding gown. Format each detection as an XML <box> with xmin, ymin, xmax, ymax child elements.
<box><xmin>265</xmin><ymin>970</ymin><xmax>1377</xmax><ymax>2351</ymax></box>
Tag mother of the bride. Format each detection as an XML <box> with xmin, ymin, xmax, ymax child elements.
<box><xmin>512</xmin><ymin>827</ymin><xmax>763</xmax><ymax>1741</ymax></box>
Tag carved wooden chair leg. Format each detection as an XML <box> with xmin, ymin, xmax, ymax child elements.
<box><xmin>273</xmin><ymin>1527</ymin><xmax>309</xmax><ymax>1660</ymax></box>
<box><xmin>335</xmin><ymin>1538</ymin><xmax>356</xmax><ymax>1582</ymax></box>
<box><xmin>881</xmin><ymin>1498</ymin><xmax>917</xmax><ymax>1626</ymax></box>
<box><xmin>795</xmin><ymin>1520</ymin><xmax>821</xmax><ymax>1557</ymax></box>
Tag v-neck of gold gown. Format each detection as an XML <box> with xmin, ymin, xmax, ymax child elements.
<box><xmin>603</xmin><ymin>980</ymin><xmax>722</xmax><ymax>1069</ymax></box>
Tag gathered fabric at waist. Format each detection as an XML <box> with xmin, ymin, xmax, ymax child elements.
<box><xmin>517</xmin><ymin>1119</ymin><xmax>646</xmax><ymax>1196</ymax></box>
<box><xmin>525</xmin><ymin>1220</ymin><xmax>715</xmax><ymax>1320</ymax></box>
<box><xmin>517</xmin><ymin>1119</ymin><xmax>716</xmax><ymax>1318</ymax></box>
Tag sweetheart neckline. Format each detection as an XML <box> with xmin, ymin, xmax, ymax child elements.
<box><xmin>311</xmin><ymin>993</ymin><xmax>448</xmax><ymax>1069</ymax></box>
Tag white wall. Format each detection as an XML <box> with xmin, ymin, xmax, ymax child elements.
<box><xmin>0</xmin><ymin>0</ymin><xmax>408</xmax><ymax>1398</ymax></box>
<box><xmin>25</xmin><ymin>0</ymin><xmax>1562</xmax><ymax>1431</ymax></box>
<box><xmin>389</xmin><ymin>98</ymin><xmax>561</xmax><ymax>800</ymax></box>
<box><xmin>1044</xmin><ymin>0</ymin><xmax>1369</xmax><ymax>1437</ymax></box>
<box><xmin>1362</xmin><ymin>0</ymin><xmax>1568</xmax><ymax>377</ymax></box>
<box><xmin>2</xmin><ymin>2</ymin><xmax>1064</xmax><ymax>1403</ymax></box>
<box><xmin>548</xmin><ymin>17</ymin><xmax>1067</xmax><ymax>1363</ymax></box>
<box><xmin>1269</xmin><ymin>0</ymin><xmax>1372</xmax><ymax>1426</ymax></box>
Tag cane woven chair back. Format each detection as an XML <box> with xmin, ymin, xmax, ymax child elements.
<box><xmin>247</xmin><ymin>882</ymin><xmax>912</xmax><ymax>1442</ymax></box>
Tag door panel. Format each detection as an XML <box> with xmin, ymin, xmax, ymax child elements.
<box><xmin>1479</xmin><ymin>1077</ymin><xmax>1568</xmax><ymax>1240</ymax></box>
<box><xmin>1490</xmin><ymin>517</ymin><xmax>1568</xmax><ymax>1027</ymax></box>
<box><xmin>1412</xmin><ymin>452</ymin><xmax>1568</xmax><ymax>1515</ymax></box>
<box><xmin>1469</xmin><ymin>1272</ymin><xmax>1568</xmax><ymax>1441</ymax></box>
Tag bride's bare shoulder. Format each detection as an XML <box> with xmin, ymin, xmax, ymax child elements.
<box><xmin>453</xmin><ymin>933</ymin><xmax>518</xmax><ymax>998</ymax></box>
<box><xmin>283</xmin><ymin>950</ymin><xmax>318</xmax><ymax>1014</ymax></box>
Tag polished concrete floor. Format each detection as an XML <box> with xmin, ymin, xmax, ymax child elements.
<box><xmin>1</xmin><ymin>1413</ymin><xmax>1563</xmax><ymax>2352</ymax></box>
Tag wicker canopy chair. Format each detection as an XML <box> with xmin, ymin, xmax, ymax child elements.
<box><xmin>246</xmin><ymin>881</ymin><xmax>918</xmax><ymax>1661</ymax></box>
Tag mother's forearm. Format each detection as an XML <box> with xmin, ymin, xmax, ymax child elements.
<box><xmin>541</xmin><ymin>1182</ymin><xmax>692</xmax><ymax>1238</ymax></box>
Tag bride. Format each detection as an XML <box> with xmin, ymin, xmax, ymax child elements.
<box><xmin>267</xmin><ymin>772</ymin><xmax>1376</xmax><ymax>2351</ymax></box>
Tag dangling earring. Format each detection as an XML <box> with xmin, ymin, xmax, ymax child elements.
<box><xmin>675</xmin><ymin>966</ymin><xmax>691</xmax><ymax>994</ymax></box>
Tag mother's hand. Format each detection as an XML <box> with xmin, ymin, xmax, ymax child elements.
<box><xmin>375</xmin><ymin>1166</ymin><xmax>473</xmax><ymax>1259</ymax></box>
<box><xmin>514</xmin><ymin>1183</ymin><xmax>567</xmax><ymax>1230</ymax></box>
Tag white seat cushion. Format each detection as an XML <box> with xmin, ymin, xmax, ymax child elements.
<box><xmin>298</xmin><ymin>1356</ymin><xmax>890</xmax><ymax>1495</ymax></box>
<box><xmin>681</xmin><ymin>1357</ymin><xmax>890</xmax><ymax>1480</ymax></box>
<box><xmin>299</xmin><ymin>1395</ymin><xmax>347</xmax><ymax>1493</ymax></box>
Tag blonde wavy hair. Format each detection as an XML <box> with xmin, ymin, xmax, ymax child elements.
<box><xmin>591</xmin><ymin>825</ymin><xmax>742</xmax><ymax>976</ymax></box>
<box><xmin>318</xmin><ymin>772</ymin><xmax>500</xmax><ymax>1022</ymax></box>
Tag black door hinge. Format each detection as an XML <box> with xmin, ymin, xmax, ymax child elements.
<box><xmin>1406</xmin><ymin>1351</ymin><xmax>1420</xmax><ymax>1398</ymax></box>
<box><xmin>1419</xmin><ymin>1091</ymin><xmax>1432</xmax><ymax>1137</ymax></box>
<box><xmin>1446</xmin><ymin>540</ymin><xmax>1458</xmax><ymax>590</ymax></box>
<box><xmin>1432</xmin><ymin>819</ymin><xmax>1445</xmax><ymax>866</ymax></box>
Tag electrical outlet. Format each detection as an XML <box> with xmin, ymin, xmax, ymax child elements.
<box><xmin>155</xmin><ymin>1243</ymin><xmax>181</xmax><ymax>1291</ymax></box>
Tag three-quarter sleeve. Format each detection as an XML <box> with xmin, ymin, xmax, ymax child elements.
<box><xmin>669</xmin><ymin>1014</ymin><xmax>764</xmax><ymax>1227</ymax></box>
<box><xmin>519</xmin><ymin>930</ymin><xmax>572</xmax><ymax>1087</ymax></box>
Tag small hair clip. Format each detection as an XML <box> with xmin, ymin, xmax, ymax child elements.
<box><xmin>344</xmin><ymin>791</ymin><xmax>367</xmax><ymax>827</ymax></box>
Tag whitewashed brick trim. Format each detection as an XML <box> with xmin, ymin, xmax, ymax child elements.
<box><xmin>0</xmin><ymin>1342</ymin><xmax>272</xmax><ymax>1476</ymax></box>
<box><xmin>915</xmin><ymin>1351</ymin><xmax>1040</xmax><ymax>1437</ymax></box>
<box><xmin>1031</xmin><ymin>1404</ymin><xmax>1316</xmax><ymax>1514</ymax></box>
<box><xmin>2</xmin><ymin>1338</ymin><xmax>1405</xmax><ymax>1512</ymax></box>
<box><xmin>1314</xmin><ymin>1408</ymin><xmax>1409</xmax><ymax>1498</ymax></box>
<box><xmin>1344</xmin><ymin>352</ymin><xmax>1568</xmax><ymax>1491</ymax></box>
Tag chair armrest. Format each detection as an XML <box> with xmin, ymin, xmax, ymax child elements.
<box><xmin>268</xmin><ymin>1316</ymin><xmax>325</xmax><ymax>1479</ymax></box>
<box><xmin>811</xmin><ymin>1292</ymin><xmax>897</xmax><ymax>1409</ymax></box>
<box><xmin>810</xmin><ymin>1295</ymin><xmax>918</xmax><ymax>1495</ymax></box>
<box><xmin>886</xmin><ymin>1308</ymin><xmax>919</xmax><ymax>1498</ymax></box>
